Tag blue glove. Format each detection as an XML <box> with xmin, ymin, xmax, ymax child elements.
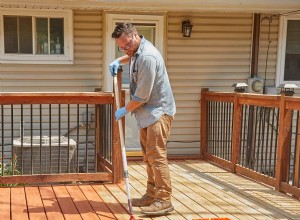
<box><xmin>115</xmin><ymin>107</ymin><xmax>128</xmax><ymax>121</ymax></box>
<box><xmin>109</xmin><ymin>59</ymin><xmax>120</xmax><ymax>76</ymax></box>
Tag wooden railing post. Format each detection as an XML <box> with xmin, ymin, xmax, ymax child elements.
<box><xmin>231</xmin><ymin>93</ymin><xmax>243</xmax><ymax>172</ymax></box>
<box><xmin>112</xmin><ymin>69</ymin><xmax>124</xmax><ymax>183</ymax></box>
<box><xmin>294</xmin><ymin>115</ymin><xmax>300</xmax><ymax>190</ymax></box>
<box><xmin>201</xmin><ymin>88</ymin><xmax>209</xmax><ymax>158</ymax></box>
<box><xmin>275</xmin><ymin>94</ymin><xmax>293</xmax><ymax>191</ymax></box>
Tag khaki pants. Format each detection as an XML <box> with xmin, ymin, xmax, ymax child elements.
<box><xmin>140</xmin><ymin>114</ymin><xmax>173</xmax><ymax>202</ymax></box>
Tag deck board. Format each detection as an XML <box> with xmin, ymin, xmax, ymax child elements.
<box><xmin>11</xmin><ymin>187</ymin><xmax>29</xmax><ymax>220</ymax></box>
<box><xmin>92</xmin><ymin>184</ymin><xmax>129</xmax><ymax>220</ymax></box>
<box><xmin>66</xmin><ymin>185</ymin><xmax>100</xmax><ymax>220</ymax></box>
<box><xmin>1</xmin><ymin>159</ymin><xmax>300</xmax><ymax>220</ymax></box>
<box><xmin>52</xmin><ymin>185</ymin><xmax>81</xmax><ymax>220</ymax></box>
<box><xmin>39</xmin><ymin>186</ymin><xmax>64</xmax><ymax>220</ymax></box>
<box><xmin>0</xmin><ymin>187</ymin><xmax>11</xmax><ymax>220</ymax></box>
<box><xmin>25</xmin><ymin>186</ymin><xmax>47</xmax><ymax>220</ymax></box>
<box><xmin>78</xmin><ymin>184</ymin><xmax>116</xmax><ymax>220</ymax></box>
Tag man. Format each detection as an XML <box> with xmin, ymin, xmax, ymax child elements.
<box><xmin>109</xmin><ymin>22</ymin><xmax>176</xmax><ymax>216</ymax></box>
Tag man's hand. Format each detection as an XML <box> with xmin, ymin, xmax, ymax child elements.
<box><xmin>115</xmin><ymin>107</ymin><xmax>128</xmax><ymax>120</ymax></box>
<box><xmin>109</xmin><ymin>59</ymin><xmax>120</xmax><ymax>76</ymax></box>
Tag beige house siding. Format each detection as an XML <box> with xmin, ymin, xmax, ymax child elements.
<box><xmin>166</xmin><ymin>12</ymin><xmax>253</xmax><ymax>155</ymax></box>
<box><xmin>0</xmin><ymin>10</ymin><xmax>102</xmax><ymax>92</ymax></box>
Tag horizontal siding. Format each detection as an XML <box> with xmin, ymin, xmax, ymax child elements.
<box><xmin>0</xmin><ymin>10</ymin><xmax>103</xmax><ymax>92</ymax></box>
<box><xmin>167</xmin><ymin>12</ymin><xmax>253</xmax><ymax>155</ymax></box>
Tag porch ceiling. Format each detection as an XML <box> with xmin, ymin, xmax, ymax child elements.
<box><xmin>1</xmin><ymin>0</ymin><xmax>300</xmax><ymax>14</ymax></box>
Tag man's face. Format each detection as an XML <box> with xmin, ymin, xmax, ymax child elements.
<box><xmin>116</xmin><ymin>32</ymin><xmax>137</xmax><ymax>57</ymax></box>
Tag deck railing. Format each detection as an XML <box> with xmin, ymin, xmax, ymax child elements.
<box><xmin>0</xmin><ymin>88</ymin><xmax>124</xmax><ymax>185</ymax></box>
<box><xmin>201</xmin><ymin>88</ymin><xmax>300</xmax><ymax>198</ymax></box>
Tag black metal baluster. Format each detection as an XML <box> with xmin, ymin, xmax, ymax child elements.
<box><xmin>255</xmin><ymin>106</ymin><xmax>261</xmax><ymax>172</ymax></box>
<box><xmin>49</xmin><ymin>104</ymin><xmax>52</xmax><ymax>174</ymax></box>
<box><xmin>217</xmin><ymin>102</ymin><xmax>221</xmax><ymax>157</ymax></box>
<box><xmin>30</xmin><ymin>105</ymin><xmax>33</xmax><ymax>175</ymax></box>
<box><xmin>229</xmin><ymin>103</ymin><xmax>234</xmax><ymax>161</ymax></box>
<box><xmin>85</xmin><ymin>104</ymin><xmax>89</xmax><ymax>173</ymax></box>
<box><xmin>213</xmin><ymin>101</ymin><xmax>216</xmax><ymax>156</ymax></box>
<box><xmin>67</xmin><ymin>104</ymin><xmax>70</xmax><ymax>173</ymax></box>
<box><xmin>265</xmin><ymin>108</ymin><xmax>271</xmax><ymax>176</ymax></box>
<box><xmin>260</xmin><ymin>107</ymin><xmax>266</xmax><ymax>174</ymax></box>
<box><xmin>11</xmin><ymin>105</ymin><xmax>14</xmax><ymax>175</ymax></box>
<box><xmin>40</xmin><ymin>104</ymin><xmax>42</xmax><ymax>174</ymax></box>
<box><xmin>225</xmin><ymin>102</ymin><xmax>230</xmax><ymax>161</ymax></box>
<box><xmin>209</xmin><ymin>101</ymin><xmax>212</xmax><ymax>153</ymax></box>
<box><xmin>274</xmin><ymin>108</ymin><xmax>279</xmax><ymax>177</ymax></box>
<box><xmin>58</xmin><ymin>104</ymin><xmax>61</xmax><ymax>174</ymax></box>
<box><xmin>21</xmin><ymin>105</ymin><xmax>24</xmax><ymax>174</ymax></box>
<box><xmin>77</xmin><ymin>104</ymin><xmax>80</xmax><ymax>172</ymax></box>
<box><xmin>286</xmin><ymin>111</ymin><xmax>294</xmax><ymax>183</ymax></box>
<box><xmin>241</xmin><ymin>105</ymin><xmax>246</xmax><ymax>166</ymax></box>
<box><xmin>269</xmin><ymin>108</ymin><xmax>276</xmax><ymax>177</ymax></box>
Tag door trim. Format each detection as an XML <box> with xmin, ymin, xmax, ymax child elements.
<box><xmin>103</xmin><ymin>13</ymin><xmax>166</xmax><ymax>92</ymax></box>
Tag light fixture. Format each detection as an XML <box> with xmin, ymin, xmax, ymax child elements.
<box><xmin>182</xmin><ymin>20</ymin><xmax>193</xmax><ymax>37</ymax></box>
<box><xmin>232</xmin><ymin>83</ymin><xmax>248</xmax><ymax>93</ymax></box>
<box><xmin>279</xmin><ymin>83</ymin><xmax>297</xmax><ymax>96</ymax></box>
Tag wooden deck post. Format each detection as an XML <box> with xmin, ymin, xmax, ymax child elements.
<box><xmin>112</xmin><ymin>71</ymin><xmax>124</xmax><ymax>183</ymax></box>
<box><xmin>201</xmin><ymin>88</ymin><xmax>209</xmax><ymax>159</ymax></box>
<box><xmin>275</xmin><ymin>94</ymin><xmax>293</xmax><ymax>191</ymax></box>
<box><xmin>294</xmin><ymin>114</ymin><xmax>300</xmax><ymax>191</ymax></box>
<box><xmin>231</xmin><ymin>93</ymin><xmax>242</xmax><ymax>173</ymax></box>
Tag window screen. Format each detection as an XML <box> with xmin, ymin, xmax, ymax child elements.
<box><xmin>4</xmin><ymin>16</ymin><xmax>32</xmax><ymax>54</ymax></box>
<box><xmin>284</xmin><ymin>20</ymin><xmax>300</xmax><ymax>81</ymax></box>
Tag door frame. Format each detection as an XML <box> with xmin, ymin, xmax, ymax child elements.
<box><xmin>103</xmin><ymin>12</ymin><xmax>166</xmax><ymax>92</ymax></box>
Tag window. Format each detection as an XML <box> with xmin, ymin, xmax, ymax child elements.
<box><xmin>0</xmin><ymin>9</ymin><xmax>73</xmax><ymax>64</ymax></box>
<box><xmin>276</xmin><ymin>15</ymin><xmax>300</xmax><ymax>86</ymax></box>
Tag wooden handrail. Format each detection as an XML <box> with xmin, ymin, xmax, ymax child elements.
<box><xmin>0</xmin><ymin>92</ymin><xmax>114</xmax><ymax>104</ymax></box>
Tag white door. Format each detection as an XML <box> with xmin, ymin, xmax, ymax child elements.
<box><xmin>104</xmin><ymin>14</ymin><xmax>165</xmax><ymax>156</ymax></box>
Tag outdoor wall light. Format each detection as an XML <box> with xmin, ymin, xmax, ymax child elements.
<box><xmin>182</xmin><ymin>20</ymin><xmax>193</xmax><ymax>37</ymax></box>
<box><xmin>232</xmin><ymin>83</ymin><xmax>248</xmax><ymax>93</ymax></box>
<box><xmin>279</xmin><ymin>83</ymin><xmax>298</xmax><ymax>96</ymax></box>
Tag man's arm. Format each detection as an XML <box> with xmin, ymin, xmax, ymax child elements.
<box><xmin>118</xmin><ymin>55</ymin><xmax>130</xmax><ymax>65</ymax></box>
<box><xmin>125</xmin><ymin>100</ymin><xmax>143</xmax><ymax>112</ymax></box>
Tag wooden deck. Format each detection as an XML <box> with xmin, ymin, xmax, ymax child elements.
<box><xmin>0</xmin><ymin>160</ymin><xmax>299</xmax><ymax>220</ymax></box>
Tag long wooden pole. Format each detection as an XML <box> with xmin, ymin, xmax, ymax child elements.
<box><xmin>113</xmin><ymin>76</ymin><xmax>134</xmax><ymax>217</ymax></box>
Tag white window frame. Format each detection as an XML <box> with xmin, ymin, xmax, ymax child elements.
<box><xmin>103</xmin><ymin>13</ymin><xmax>165</xmax><ymax>92</ymax></box>
<box><xmin>0</xmin><ymin>8</ymin><xmax>73</xmax><ymax>64</ymax></box>
<box><xmin>276</xmin><ymin>14</ymin><xmax>300</xmax><ymax>87</ymax></box>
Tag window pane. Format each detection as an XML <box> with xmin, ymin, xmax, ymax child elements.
<box><xmin>19</xmin><ymin>17</ymin><xmax>33</xmax><ymax>54</ymax></box>
<box><xmin>284</xmin><ymin>20</ymin><xmax>300</xmax><ymax>81</ymax></box>
<box><xmin>4</xmin><ymin>16</ymin><xmax>18</xmax><ymax>53</ymax></box>
<box><xmin>36</xmin><ymin>18</ymin><xmax>49</xmax><ymax>54</ymax></box>
<box><xmin>3</xmin><ymin>16</ymin><xmax>32</xmax><ymax>54</ymax></box>
<box><xmin>50</xmin><ymin>18</ymin><xmax>64</xmax><ymax>54</ymax></box>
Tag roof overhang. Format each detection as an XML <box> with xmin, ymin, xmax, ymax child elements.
<box><xmin>1</xmin><ymin>0</ymin><xmax>300</xmax><ymax>14</ymax></box>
